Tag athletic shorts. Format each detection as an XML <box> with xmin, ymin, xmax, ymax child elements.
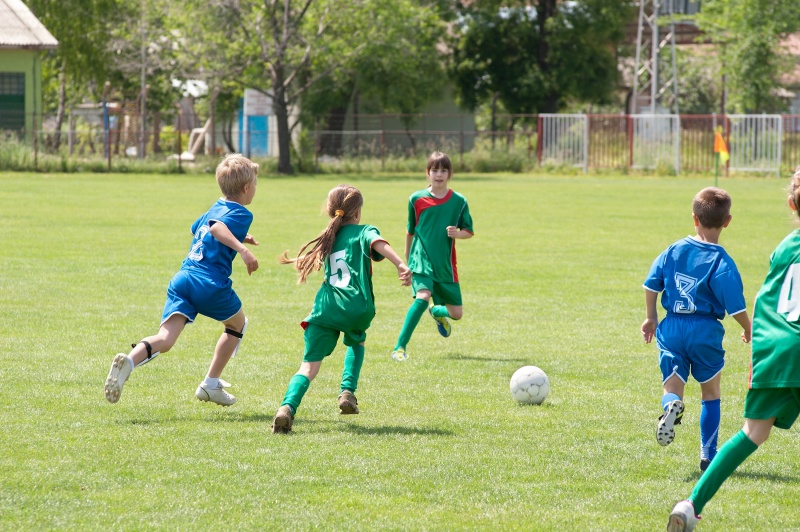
<box><xmin>411</xmin><ymin>274</ymin><xmax>462</xmax><ymax>306</ymax></box>
<box><xmin>655</xmin><ymin>315</ymin><xmax>725</xmax><ymax>384</ymax></box>
<box><xmin>161</xmin><ymin>270</ymin><xmax>241</xmax><ymax>324</ymax></box>
<box><xmin>302</xmin><ymin>323</ymin><xmax>365</xmax><ymax>363</ymax></box>
<box><xmin>744</xmin><ymin>387</ymin><xmax>800</xmax><ymax>430</ymax></box>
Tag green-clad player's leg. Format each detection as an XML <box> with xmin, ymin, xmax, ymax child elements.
<box><xmin>341</xmin><ymin>343</ymin><xmax>365</xmax><ymax>393</ymax></box>
<box><xmin>393</xmin><ymin>297</ymin><xmax>429</xmax><ymax>357</ymax></box>
<box><xmin>281</xmin><ymin>374</ymin><xmax>311</xmax><ymax>414</ymax></box>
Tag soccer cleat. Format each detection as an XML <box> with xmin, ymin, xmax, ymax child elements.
<box><xmin>657</xmin><ymin>399</ymin><xmax>684</xmax><ymax>446</ymax></box>
<box><xmin>429</xmin><ymin>302</ymin><xmax>452</xmax><ymax>338</ymax></box>
<box><xmin>195</xmin><ymin>382</ymin><xmax>236</xmax><ymax>406</ymax></box>
<box><xmin>272</xmin><ymin>405</ymin><xmax>294</xmax><ymax>434</ymax></box>
<box><xmin>700</xmin><ymin>458</ymin><xmax>711</xmax><ymax>472</ymax></box>
<box><xmin>391</xmin><ymin>347</ymin><xmax>408</xmax><ymax>362</ymax></box>
<box><xmin>104</xmin><ymin>353</ymin><xmax>132</xmax><ymax>403</ymax></box>
<box><xmin>338</xmin><ymin>390</ymin><xmax>359</xmax><ymax>415</ymax></box>
<box><xmin>667</xmin><ymin>500</ymin><xmax>700</xmax><ymax>532</ymax></box>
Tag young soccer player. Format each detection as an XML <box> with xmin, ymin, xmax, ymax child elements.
<box><xmin>104</xmin><ymin>153</ymin><xmax>260</xmax><ymax>406</ymax></box>
<box><xmin>271</xmin><ymin>184</ymin><xmax>410</xmax><ymax>434</ymax></box>
<box><xmin>390</xmin><ymin>151</ymin><xmax>474</xmax><ymax>362</ymax></box>
<box><xmin>641</xmin><ymin>187</ymin><xmax>751</xmax><ymax>471</ymax></box>
<box><xmin>666</xmin><ymin>170</ymin><xmax>800</xmax><ymax>531</ymax></box>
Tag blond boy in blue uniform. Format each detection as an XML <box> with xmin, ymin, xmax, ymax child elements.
<box><xmin>104</xmin><ymin>154</ymin><xmax>260</xmax><ymax>406</ymax></box>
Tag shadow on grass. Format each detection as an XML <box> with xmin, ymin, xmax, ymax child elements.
<box><xmin>443</xmin><ymin>352</ymin><xmax>528</xmax><ymax>363</ymax></box>
<box><xmin>683</xmin><ymin>469</ymin><xmax>799</xmax><ymax>483</ymax></box>
<box><xmin>342</xmin><ymin>424</ymin><xmax>455</xmax><ymax>436</ymax></box>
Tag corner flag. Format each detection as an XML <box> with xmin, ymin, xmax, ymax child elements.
<box><xmin>714</xmin><ymin>129</ymin><xmax>729</xmax><ymax>164</ymax></box>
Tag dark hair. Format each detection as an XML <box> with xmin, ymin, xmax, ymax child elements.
<box><xmin>426</xmin><ymin>151</ymin><xmax>452</xmax><ymax>175</ymax></box>
<box><xmin>790</xmin><ymin>168</ymin><xmax>800</xmax><ymax>218</ymax></box>
<box><xmin>692</xmin><ymin>187</ymin><xmax>731</xmax><ymax>228</ymax></box>
<box><xmin>279</xmin><ymin>184</ymin><xmax>364</xmax><ymax>284</ymax></box>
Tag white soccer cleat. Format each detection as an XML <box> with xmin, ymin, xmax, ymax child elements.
<box><xmin>195</xmin><ymin>382</ymin><xmax>236</xmax><ymax>406</ymax></box>
<box><xmin>657</xmin><ymin>399</ymin><xmax>684</xmax><ymax>446</ymax></box>
<box><xmin>104</xmin><ymin>353</ymin><xmax>132</xmax><ymax>403</ymax></box>
<box><xmin>667</xmin><ymin>500</ymin><xmax>700</xmax><ymax>532</ymax></box>
<box><xmin>391</xmin><ymin>347</ymin><xmax>408</xmax><ymax>362</ymax></box>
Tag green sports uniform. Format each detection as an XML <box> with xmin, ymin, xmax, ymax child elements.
<box><xmin>301</xmin><ymin>224</ymin><xmax>386</xmax><ymax>361</ymax></box>
<box><xmin>745</xmin><ymin>229</ymin><xmax>800</xmax><ymax>428</ymax></box>
<box><xmin>407</xmin><ymin>188</ymin><xmax>474</xmax><ymax>303</ymax></box>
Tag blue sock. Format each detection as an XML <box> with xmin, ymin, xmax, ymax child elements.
<box><xmin>700</xmin><ymin>398</ymin><xmax>721</xmax><ymax>460</ymax></box>
<box><xmin>661</xmin><ymin>392</ymin><xmax>682</xmax><ymax>410</ymax></box>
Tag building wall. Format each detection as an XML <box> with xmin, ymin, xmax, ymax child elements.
<box><xmin>0</xmin><ymin>48</ymin><xmax>43</xmax><ymax>133</ymax></box>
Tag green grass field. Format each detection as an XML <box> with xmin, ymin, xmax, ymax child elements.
<box><xmin>2</xmin><ymin>170</ymin><xmax>800</xmax><ymax>530</ymax></box>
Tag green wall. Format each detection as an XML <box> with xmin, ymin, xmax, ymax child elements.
<box><xmin>0</xmin><ymin>49</ymin><xmax>43</xmax><ymax>134</ymax></box>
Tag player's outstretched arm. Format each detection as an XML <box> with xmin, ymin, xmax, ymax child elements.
<box><xmin>209</xmin><ymin>222</ymin><xmax>259</xmax><ymax>275</ymax></box>
<box><xmin>373</xmin><ymin>241</ymin><xmax>411</xmax><ymax>286</ymax></box>
<box><xmin>446</xmin><ymin>226</ymin><xmax>473</xmax><ymax>239</ymax></box>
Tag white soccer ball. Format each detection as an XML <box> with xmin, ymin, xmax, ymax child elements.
<box><xmin>509</xmin><ymin>365</ymin><xmax>550</xmax><ymax>404</ymax></box>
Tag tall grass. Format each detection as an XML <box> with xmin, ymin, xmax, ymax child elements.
<box><xmin>1</xmin><ymin>171</ymin><xmax>799</xmax><ymax>530</ymax></box>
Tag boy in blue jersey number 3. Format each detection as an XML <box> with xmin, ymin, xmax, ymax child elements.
<box><xmin>641</xmin><ymin>187</ymin><xmax>751</xmax><ymax>472</ymax></box>
<box><xmin>391</xmin><ymin>151</ymin><xmax>474</xmax><ymax>362</ymax></box>
<box><xmin>104</xmin><ymin>154</ymin><xmax>260</xmax><ymax>407</ymax></box>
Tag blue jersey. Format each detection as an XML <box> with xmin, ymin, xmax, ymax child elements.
<box><xmin>643</xmin><ymin>236</ymin><xmax>746</xmax><ymax>320</ymax></box>
<box><xmin>181</xmin><ymin>198</ymin><xmax>254</xmax><ymax>280</ymax></box>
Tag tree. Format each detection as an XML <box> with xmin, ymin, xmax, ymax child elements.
<box><xmin>450</xmin><ymin>0</ymin><xmax>632</xmax><ymax>120</ymax></box>
<box><xmin>25</xmin><ymin>0</ymin><xmax>117</xmax><ymax>149</ymax></box>
<box><xmin>301</xmin><ymin>0</ymin><xmax>447</xmax><ymax>156</ymax></box>
<box><xmin>696</xmin><ymin>0</ymin><xmax>800</xmax><ymax>113</ymax></box>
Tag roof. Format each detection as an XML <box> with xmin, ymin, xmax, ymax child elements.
<box><xmin>0</xmin><ymin>0</ymin><xmax>58</xmax><ymax>50</ymax></box>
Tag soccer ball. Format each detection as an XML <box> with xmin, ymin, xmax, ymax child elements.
<box><xmin>509</xmin><ymin>366</ymin><xmax>550</xmax><ymax>404</ymax></box>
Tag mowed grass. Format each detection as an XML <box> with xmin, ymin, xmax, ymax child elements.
<box><xmin>2</xmin><ymin>170</ymin><xmax>800</xmax><ymax>531</ymax></box>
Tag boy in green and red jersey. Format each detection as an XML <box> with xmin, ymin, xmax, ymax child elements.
<box><xmin>667</xmin><ymin>169</ymin><xmax>800</xmax><ymax>531</ymax></box>
<box><xmin>391</xmin><ymin>151</ymin><xmax>474</xmax><ymax>362</ymax></box>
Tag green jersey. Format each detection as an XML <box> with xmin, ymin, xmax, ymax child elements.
<box><xmin>303</xmin><ymin>224</ymin><xmax>387</xmax><ymax>333</ymax></box>
<box><xmin>750</xmin><ymin>229</ymin><xmax>800</xmax><ymax>388</ymax></box>
<box><xmin>407</xmin><ymin>188</ymin><xmax>474</xmax><ymax>282</ymax></box>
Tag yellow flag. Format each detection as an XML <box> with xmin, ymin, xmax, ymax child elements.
<box><xmin>714</xmin><ymin>130</ymin><xmax>729</xmax><ymax>163</ymax></box>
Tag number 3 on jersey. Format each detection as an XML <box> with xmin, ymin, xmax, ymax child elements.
<box><xmin>328</xmin><ymin>250</ymin><xmax>351</xmax><ymax>288</ymax></box>
<box><xmin>673</xmin><ymin>273</ymin><xmax>697</xmax><ymax>314</ymax></box>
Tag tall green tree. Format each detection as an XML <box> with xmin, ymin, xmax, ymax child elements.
<box><xmin>696</xmin><ymin>0</ymin><xmax>800</xmax><ymax>113</ymax></box>
<box><xmin>450</xmin><ymin>1</ymin><xmax>632</xmax><ymax>118</ymax></box>
<box><xmin>25</xmin><ymin>0</ymin><xmax>117</xmax><ymax>148</ymax></box>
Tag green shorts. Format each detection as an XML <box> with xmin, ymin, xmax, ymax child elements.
<box><xmin>302</xmin><ymin>323</ymin><xmax>366</xmax><ymax>363</ymax></box>
<box><xmin>411</xmin><ymin>274</ymin><xmax>462</xmax><ymax>306</ymax></box>
<box><xmin>743</xmin><ymin>387</ymin><xmax>800</xmax><ymax>430</ymax></box>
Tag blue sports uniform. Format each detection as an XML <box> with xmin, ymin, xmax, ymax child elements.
<box><xmin>162</xmin><ymin>198</ymin><xmax>253</xmax><ymax>324</ymax></box>
<box><xmin>644</xmin><ymin>236</ymin><xmax>747</xmax><ymax>384</ymax></box>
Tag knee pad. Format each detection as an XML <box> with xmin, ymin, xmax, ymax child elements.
<box><xmin>132</xmin><ymin>340</ymin><xmax>160</xmax><ymax>368</ymax></box>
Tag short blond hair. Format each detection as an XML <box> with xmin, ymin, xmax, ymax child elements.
<box><xmin>216</xmin><ymin>154</ymin><xmax>259</xmax><ymax>198</ymax></box>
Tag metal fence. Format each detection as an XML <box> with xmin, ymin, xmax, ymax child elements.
<box><xmin>4</xmin><ymin>111</ymin><xmax>800</xmax><ymax>174</ymax></box>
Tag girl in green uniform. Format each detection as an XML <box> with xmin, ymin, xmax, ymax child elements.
<box><xmin>668</xmin><ymin>169</ymin><xmax>800</xmax><ymax>531</ymax></box>
<box><xmin>271</xmin><ymin>184</ymin><xmax>411</xmax><ymax>434</ymax></box>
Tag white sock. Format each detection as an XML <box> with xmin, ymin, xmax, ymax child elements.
<box><xmin>204</xmin><ymin>377</ymin><xmax>220</xmax><ymax>389</ymax></box>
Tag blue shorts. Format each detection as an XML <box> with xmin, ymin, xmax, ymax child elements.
<box><xmin>161</xmin><ymin>270</ymin><xmax>242</xmax><ymax>325</ymax></box>
<box><xmin>655</xmin><ymin>315</ymin><xmax>725</xmax><ymax>384</ymax></box>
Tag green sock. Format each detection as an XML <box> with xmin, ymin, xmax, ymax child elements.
<box><xmin>341</xmin><ymin>344</ymin><xmax>365</xmax><ymax>393</ymax></box>
<box><xmin>395</xmin><ymin>298</ymin><xmax>428</xmax><ymax>350</ymax></box>
<box><xmin>281</xmin><ymin>374</ymin><xmax>310</xmax><ymax>415</ymax></box>
<box><xmin>690</xmin><ymin>429</ymin><xmax>759</xmax><ymax>515</ymax></box>
<box><xmin>430</xmin><ymin>305</ymin><xmax>450</xmax><ymax>318</ymax></box>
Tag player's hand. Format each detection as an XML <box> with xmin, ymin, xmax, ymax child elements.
<box><xmin>641</xmin><ymin>318</ymin><xmax>657</xmax><ymax>344</ymax></box>
<box><xmin>241</xmin><ymin>248</ymin><xmax>259</xmax><ymax>275</ymax></box>
<box><xmin>742</xmin><ymin>328</ymin><xmax>751</xmax><ymax>343</ymax></box>
<box><xmin>244</xmin><ymin>234</ymin><xmax>259</xmax><ymax>246</ymax></box>
<box><xmin>446</xmin><ymin>226</ymin><xmax>459</xmax><ymax>238</ymax></box>
<box><xmin>397</xmin><ymin>263</ymin><xmax>411</xmax><ymax>286</ymax></box>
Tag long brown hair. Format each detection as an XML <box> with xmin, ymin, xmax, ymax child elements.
<box><xmin>790</xmin><ymin>168</ymin><xmax>800</xmax><ymax>218</ymax></box>
<box><xmin>279</xmin><ymin>184</ymin><xmax>364</xmax><ymax>284</ymax></box>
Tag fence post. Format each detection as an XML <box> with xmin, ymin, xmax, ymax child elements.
<box><xmin>627</xmin><ymin>114</ymin><xmax>633</xmax><ymax>169</ymax></box>
<box><xmin>68</xmin><ymin>112</ymin><xmax>74</xmax><ymax>155</ymax></box>
<box><xmin>33</xmin><ymin>112</ymin><xmax>38</xmax><ymax>170</ymax></box>
<box><xmin>536</xmin><ymin>115</ymin><xmax>543</xmax><ymax>166</ymax></box>
<box><xmin>381</xmin><ymin>115</ymin><xmax>385</xmax><ymax>171</ymax></box>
